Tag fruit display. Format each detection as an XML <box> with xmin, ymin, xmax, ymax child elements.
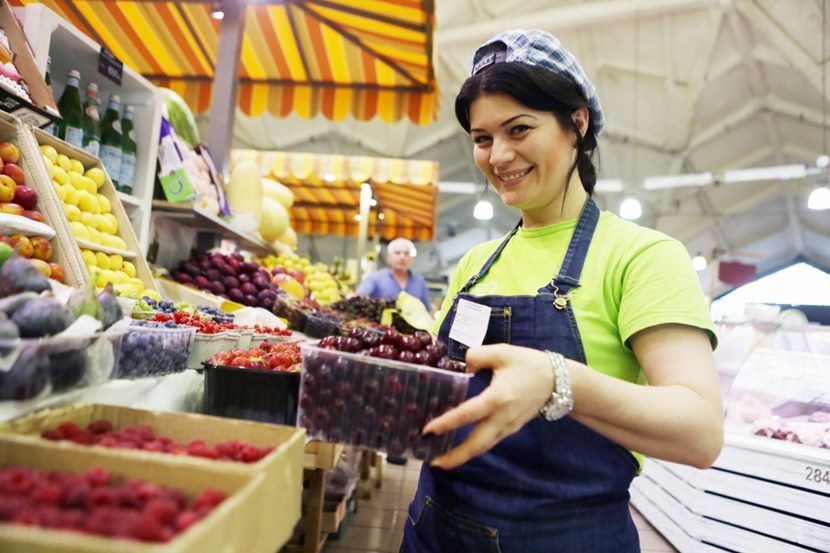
<box><xmin>297</xmin><ymin>342</ymin><xmax>470</xmax><ymax>461</ymax></box>
<box><xmin>40</xmin><ymin>419</ymin><xmax>276</xmax><ymax>462</ymax></box>
<box><xmin>114</xmin><ymin>322</ymin><xmax>196</xmax><ymax>379</ymax></box>
<box><xmin>0</xmin><ymin>464</ymin><xmax>225</xmax><ymax>543</ymax></box>
<box><xmin>207</xmin><ymin>340</ymin><xmax>302</xmax><ymax>372</ymax></box>
<box><xmin>330</xmin><ymin>296</ymin><xmax>394</xmax><ymax>323</ymax></box>
<box><xmin>169</xmin><ymin>251</ymin><xmax>281</xmax><ymax>310</ymax></box>
<box><xmin>257</xmin><ymin>252</ymin><xmax>342</xmax><ymax>305</ymax></box>
<box><xmin>0</xmin><ymin>255</ymin><xmax>126</xmax><ymax>400</ymax></box>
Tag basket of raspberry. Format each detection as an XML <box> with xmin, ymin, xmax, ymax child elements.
<box><xmin>298</xmin><ymin>329</ymin><xmax>470</xmax><ymax>462</ymax></box>
<box><xmin>202</xmin><ymin>341</ymin><xmax>303</xmax><ymax>425</ymax></box>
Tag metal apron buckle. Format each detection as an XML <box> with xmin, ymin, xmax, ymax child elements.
<box><xmin>551</xmin><ymin>285</ymin><xmax>570</xmax><ymax>310</ymax></box>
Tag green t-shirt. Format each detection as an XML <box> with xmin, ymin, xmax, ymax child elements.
<box><xmin>435</xmin><ymin>210</ymin><xmax>716</xmax><ymax>386</ymax></box>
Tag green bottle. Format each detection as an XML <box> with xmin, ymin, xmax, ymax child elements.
<box><xmin>56</xmin><ymin>69</ymin><xmax>83</xmax><ymax>148</ymax></box>
<box><xmin>118</xmin><ymin>104</ymin><xmax>136</xmax><ymax>194</ymax></box>
<box><xmin>44</xmin><ymin>56</ymin><xmax>56</xmax><ymax>136</ymax></box>
<box><xmin>82</xmin><ymin>82</ymin><xmax>101</xmax><ymax>157</ymax></box>
<box><xmin>99</xmin><ymin>93</ymin><xmax>122</xmax><ymax>187</ymax></box>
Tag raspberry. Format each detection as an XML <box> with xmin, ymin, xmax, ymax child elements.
<box><xmin>62</xmin><ymin>482</ymin><xmax>90</xmax><ymax>509</ymax></box>
<box><xmin>32</xmin><ymin>482</ymin><xmax>62</xmax><ymax>505</ymax></box>
<box><xmin>131</xmin><ymin>513</ymin><xmax>170</xmax><ymax>542</ymax></box>
<box><xmin>174</xmin><ymin>510</ymin><xmax>201</xmax><ymax>532</ymax></box>
<box><xmin>143</xmin><ymin>497</ymin><xmax>179</xmax><ymax>524</ymax></box>
<box><xmin>97</xmin><ymin>435</ymin><xmax>119</xmax><ymax>447</ymax></box>
<box><xmin>85</xmin><ymin>467</ymin><xmax>112</xmax><ymax>487</ymax></box>
<box><xmin>69</xmin><ymin>430</ymin><xmax>94</xmax><ymax>445</ymax></box>
<box><xmin>87</xmin><ymin>487</ymin><xmax>116</xmax><ymax>508</ymax></box>
<box><xmin>186</xmin><ymin>440</ymin><xmax>219</xmax><ymax>460</ymax></box>
<box><xmin>57</xmin><ymin>422</ymin><xmax>81</xmax><ymax>438</ymax></box>
<box><xmin>142</xmin><ymin>440</ymin><xmax>166</xmax><ymax>452</ymax></box>
<box><xmin>41</xmin><ymin>429</ymin><xmax>63</xmax><ymax>441</ymax></box>
<box><xmin>1</xmin><ymin>466</ymin><xmax>35</xmax><ymax>495</ymax></box>
<box><xmin>88</xmin><ymin>419</ymin><xmax>114</xmax><ymax>434</ymax></box>
<box><xmin>192</xmin><ymin>488</ymin><xmax>225</xmax><ymax>511</ymax></box>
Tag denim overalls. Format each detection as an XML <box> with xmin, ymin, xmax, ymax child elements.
<box><xmin>401</xmin><ymin>198</ymin><xmax>640</xmax><ymax>552</ymax></box>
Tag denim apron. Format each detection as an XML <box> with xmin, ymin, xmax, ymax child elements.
<box><xmin>401</xmin><ymin>198</ymin><xmax>640</xmax><ymax>552</ymax></box>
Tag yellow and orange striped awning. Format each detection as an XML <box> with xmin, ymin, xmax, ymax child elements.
<box><xmin>233</xmin><ymin>150</ymin><xmax>438</xmax><ymax>241</ymax></box>
<box><xmin>14</xmin><ymin>0</ymin><xmax>438</xmax><ymax>124</ymax></box>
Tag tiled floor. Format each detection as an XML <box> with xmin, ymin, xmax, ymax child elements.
<box><xmin>322</xmin><ymin>460</ymin><xmax>677</xmax><ymax>553</ymax></box>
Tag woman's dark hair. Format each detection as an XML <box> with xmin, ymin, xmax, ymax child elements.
<box><xmin>455</xmin><ymin>62</ymin><xmax>599</xmax><ymax>196</ymax></box>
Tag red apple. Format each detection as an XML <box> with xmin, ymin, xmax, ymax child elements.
<box><xmin>0</xmin><ymin>202</ymin><xmax>24</xmax><ymax>216</ymax></box>
<box><xmin>30</xmin><ymin>236</ymin><xmax>52</xmax><ymax>261</ymax></box>
<box><xmin>22</xmin><ymin>210</ymin><xmax>46</xmax><ymax>223</ymax></box>
<box><xmin>48</xmin><ymin>262</ymin><xmax>65</xmax><ymax>283</ymax></box>
<box><xmin>9</xmin><ymin>234</ymin><xmax>33</xmax><ymax>258</ymax></box>
<box><xmin>288</xmin><ymin>269</ymin><xmax>305</xmax><ymax>284</ymax></box>
<box><xmin>29</xmin><ymin>258</ymin><xmax>51</xmax><ymax>278</ymax></box>
<box><xmin>0</xmin><ymin>236</ymin><xmax>12</xmax><ymax>247</ymax></box>
<box><xmin>0</xmin><ymin>174</ymin><xmax>15</xmax><ymax>203</ymax></box>
<box><xmin>2</xmin><ymin>163</ymin><xmax>24</xmax><ymax>186</ymax></box>
<box><xmin>12</xmin><ymin>185</ymin><xmax>37</xmax><ymax>210</ymax></box>
<box><xmin>0</xmin><ymin>142</ymin><xmax>20</xmax><ymax>164</ymax></box>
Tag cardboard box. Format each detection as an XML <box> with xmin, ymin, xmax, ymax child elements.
<box><xmin>1</xmin><ymin>403</ymin><xmax>306</xmax><ymax>553</ymax></box>
<box><xmin>27</xmin><ymin>126</ymin><xmax>158</xmax><ymax>293</ymax></box>
<box><xmin>0</xmin><ymin>110</ymin><xmax>86</xmax><ymax>286</ymax></box>
<box><xmin>0</xmin><ymin>435</ymin><xmax>264</xmax><ymax>553</ymax></box>
<box><xmin>0</xmin><ymin>0</ymin><xmax>59</xmax><ymax>128</ymax></box>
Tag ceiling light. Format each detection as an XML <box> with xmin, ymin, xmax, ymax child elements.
<box><xmin>722</xmin><ymin>164</ymin><xmax>806</xmax><ymax>184</ymax></box>
<box><xmin>643</xmin><ymin>172</ymin><xmax>713</xmax><ymax>190</ymax></box>
<box><xmin>211</xmin><ymin>8</ymin><xmax>224</xmax><ymax>20</ymax></box>
<box><xmin>324</xmin><ymin>173</ymin><xmax>336</xmax><ymax>182</ymax></box>
<box><xmin>817</xmin><ymin>154</ymin><xmax>830</xmax><ymax>169</ymax></box>
<box><xmin>692</xmin><ymin>254</ymin><xmax>708</xmax><ymax>272</ymax></box>
<box><xmin>594</xmin><ymin>179</ymin><xmax>623</xmax><ymax>193</ymax></box>
<box><xmin>473</xmin><ymin>199</ymin><xmax>493</xmax><ymax>220</ymax></box>
<box><xmin>619</xmin><ymin>198</ymin><xmax>642</xmax><ymax>220</ymax></box>
<box><xmin>807</xmin><ymin>185</ymin><xmax>830</xmax><ymax>210</ymax></box>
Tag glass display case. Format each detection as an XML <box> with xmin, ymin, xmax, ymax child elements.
<box><xmin>716</xmin><ymin>322</ymin><xmax>830</xmax><ymax>450</ymax></box>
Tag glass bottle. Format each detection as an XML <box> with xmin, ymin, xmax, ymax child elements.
<box><xmin>56</xmin><ymin>69</ymin><xmax>83</xmax><ymax>147</ymax></box>
<box><xmin>44</xmin><ymin>57</ymin><xmax>56</xmax><ymax>136</ymax></box>
<box><xmin>118</xmin><ymin>104</ymin><xmax>136</xmax><ymax>194</ymax></box>
<box><xmin>82</xmin><ymin>82</ymin><xmax>101</xmax><ymax>157</ymax></box>
<box><xmin>99</xmin><ymin>93</ymin><xmax>123</xmax><ymax>187</ymax></box>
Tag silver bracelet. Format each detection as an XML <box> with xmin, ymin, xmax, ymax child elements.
<box><xmin>539</xmin><ymin>351</ymin><xmax>574</xmax><ymax>421</ymax></box>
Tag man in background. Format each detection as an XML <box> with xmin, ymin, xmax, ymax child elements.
<box><xmin>357</xmin><ymin>238</ymin><xmax>432</xmax><ymax>312</ymax></box>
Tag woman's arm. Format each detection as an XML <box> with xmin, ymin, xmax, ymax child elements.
<box><xmin>425</xmin><ymin>323</ymin><xmax>723</xmax><ymax>470</ymax></box>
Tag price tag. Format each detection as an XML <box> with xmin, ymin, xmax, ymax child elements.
<box><xmin>448</xmin><ymin>298</ymin><xmax>491</xmax><ymax>348</ymax></box>
<box><xmin>98</xmin><ymin>46</ymin><xmax>124</xmax><ymax>86</ymax></box>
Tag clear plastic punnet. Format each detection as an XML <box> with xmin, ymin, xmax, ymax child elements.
<box><xmin>298</xmin><ymin>343</ymin><xmax>471</xmax><ymax>461</ymax></box>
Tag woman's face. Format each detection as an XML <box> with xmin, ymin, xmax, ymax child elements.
<box><xmin>469</xmin><ymin>92</ymin><xmax>582</xmax><ymax>223</ymax></box>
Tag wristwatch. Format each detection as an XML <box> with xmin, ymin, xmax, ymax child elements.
<box><xmin>539</xmin><ymin>351</ymin><xmax>574</xmax><ymax>421</ymax></box>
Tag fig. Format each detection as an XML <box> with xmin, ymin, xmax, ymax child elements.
<box><xmin>68</xmin><ymin>273</ymin><xmax>101</xmax><ymax>320</ymax></box>
<box><xmin>0</xmin><ymin>347</ymin><xmax>49</xmax><ymax>400</ymax></box>
<box><xmin>0</xmin><ymin>255</ymin><xmax>50</xmax><ymax>296</ymax></box>
<box><xmin>12</xmin><ymin>297</ymin><xmax>74</xmax><ymax>338</ymax></box>
<box><xmin>48</xmin><ymin>349</ymin><xmax>86</xmax><ymax>391</ymax></box>
<box><xmin>0</xmin><ymin>291</ymin><xmax>38</xmax><ymax>317</ymax></box>
<box><xmin>96</xmin><ymin>284</ymin><xmax>123</xmax><ymax>330</ymax></box>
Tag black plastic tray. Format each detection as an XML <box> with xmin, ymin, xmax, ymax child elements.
<box><xmin>202</xmin><ymin>363</ymin><xmax>301</xmax><ymax>425</ymax></box>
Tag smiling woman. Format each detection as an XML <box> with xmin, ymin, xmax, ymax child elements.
<box><xmin>399</xmin><ymin>29</ymin><xmax>723</xmax><ymax>553</ymax></box>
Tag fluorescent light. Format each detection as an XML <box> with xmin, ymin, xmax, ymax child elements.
<box><xmin>594</xmin><ymin>179</ymin><xmax>623</xmax><ymax>193</ymax></box>
<box><xmin>722</xmin><ymin>164</ymin><xmax>806</xmax><ymax>183</ymax></box>
<box><xmin>324</xmin><ymin>173</ymin><xmax>337</xmax><ymax>182</ymax></box>
<box><xmin>619</xmin><ymin>198</ymin><xmax>641</xmax><ymax>220</ymax></box>
<box><xmin>817</xmin><ymin>154</ymin><xmax>829</xmax><ymax>169</ymax></box>
<box><xmin>692</xmin><ymin>255</ymin><xmax>708</xmax><ymax>272</ymax></box>
<box><xmin>643</xmin><ymin>172</ymin><xmax>713</xmax><ymax>190</ymax></box>
<box><xmin>211</xmin><ymin>9</ymin><xmax>224</xmax><ymax>19</ymax></box>
<box><xmin>807</xmin><ymin>186</ymin><xmax>830</xmax><ymax>210</ymax></box>
<box><xmin>473</xmin><ymin>199</ymin><xmax>493</xmax><ymax>220</ymax></box>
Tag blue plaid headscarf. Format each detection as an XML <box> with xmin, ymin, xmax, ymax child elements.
<box><xmin>470</xmin><ymin>29</ymin><xmax>604</xmax><ymax>136</ymax></box>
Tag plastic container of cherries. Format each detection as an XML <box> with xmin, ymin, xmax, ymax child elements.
<box><xmin>298</xmin><ymin>331</ymin><xmax>471</xmax><ymax>461</ymax></box>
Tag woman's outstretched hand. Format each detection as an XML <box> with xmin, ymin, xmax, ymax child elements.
<box><xmin>425</xmin><ymin>344</ymin><xmax>557</xmax><ymax>470</ymax></box>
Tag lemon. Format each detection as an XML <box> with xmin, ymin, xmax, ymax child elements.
<box><xmin>143</xmin><ymin>289</ymin><xmax>161</xmax><ymax>302</ymax></box>
<box><xmin>81</xmin><ymin>249</ymin><xmax>97</xmax><ymax>267</ymax></box>
<box><xmin>114</xmin><ymin>283</ymin><xmax>139</xmax><ymax>297</ymax></box>
<box><xmin>77</xmin><ymin>191</ymin><xmax>100</xmax><ymax>214</ymax></box>
<box><xmin>69</xmin><ymin>159</ymin><xmax>85</xmax><ymax>175</ymax></box>
<box><xmin>55</xmin><ymin>184</ymin><xmax>66</xmax><ymax>202</ymax></box>
<box><xmin>52</xmin><ymin>166</ymin><xmax>69</xmax><ymax>186</ymax></box>
<box><xmin>121</xmin><ymin>260</ymin><xmax>136</xmax><ymax>278</ymax></box>
<box><xmin>101</xmin><ymin>213</ymin><xmax>118</xmax><ymax>235</ymax></box>
<box><xmin>70</xmin><ymin>221</ymin><xmax>90</xmax><ymax>241</ymax></box>
<box><xmin>111</xmin><ymin>271</ymin><xmax>128</xmax><ymax>285</ymax></box>
<box><xmin>87</xmin><ymin>227</ymin><xmax>103</xmax><ymax>244</ymax></box>
<box><xmin>40</xmin><ymin>145</ymin><xmax>58</xmax><ymax>164</ymax></box>
<box><xmin>79</xmin><ymin>211</ymin><xmax>95</xmax><ymax>228</ymax></box>
<box><xmin>63</xmin><ymin>185</ymin><xmax>79</xmax><ymax>206</ymax></box>
<box><xmin>87</xmin><ymin>265</ymin><xmax>101</xmax><ymax>279</ymax></box>
<box><xmin>111</xmin><ymin>236</ymin><xmax>127</xmax><ymax>250</ymax></box>
<box><xmin>96</xmin><ymin>194</ymin><xmax>111</xmax><ymax>214</ymax></box>
<box><xmin>65</xmin><ymin>204</ymin><xmax>82</xmax><ymax>222</ymax></box>
<box><xmin>42</xmin><ymin>156</ymin><xmax>54</xmax><ymax>173</ymax></box>
<box><xmin>95</xmin><ymin>251</ymin><xmax>110</xmax><ymax>270</ymax></box>
<box><xmin>85</xmin><ymin>167</ymin><xmax>106</xmax><ymax>189</ymax></box>
<box><xmin>56</xmin><ymin>154</ymin><xmax>72</xmax><ymax>172</ymax></box>
<box><xmin>100</xmin><ymin>234</ymin><xmax>118</xmax><ymax>249</ymax></box>
<box><xmin>68</xmin><ymin>173</ymin><xmax>86</xmax><ymax>191</ymax></box>
<box><xmin>108</xmin><ymin>254</ymin><xmax>123</xmax><ymax>270</ymax></box>
<box><xmin>128</xmin><ymin>277</ymin><xmax>145</xmax><ymax>289</ymax></box>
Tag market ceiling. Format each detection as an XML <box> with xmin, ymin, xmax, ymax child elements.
<box><xmin>12</xmin><ymin>0</ymin><xmax>439</xmax><ymax>124</ymax></box>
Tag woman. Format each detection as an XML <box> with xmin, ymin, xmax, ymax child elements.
<box><xmin>401</xmin><ymin>30</ymin><xmax>723</xmax><ymax>552</ymax></box>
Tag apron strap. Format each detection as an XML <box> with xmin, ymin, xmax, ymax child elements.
<box><xmin>458</xmin><ymin>221</ymin><xmax>522</xmax><ymax>294</ymax></box>
<box><xmin>539</xmin><ymin>197</ymin><xmax>600</xmax><ymax>296</ymax></box>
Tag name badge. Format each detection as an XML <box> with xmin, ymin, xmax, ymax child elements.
<box><xmin>449</xmin><ymin>299</ymin><xmax>491</xmax><ymax>348</ymax></box>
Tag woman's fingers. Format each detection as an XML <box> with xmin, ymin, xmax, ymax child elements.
<box><xmin>429</xmin><ymin>414</ymin><xmax>506</xmax><ymax>470</ymax></box>
<box><xmin>422</xmin><ymin>391</ymin><xmax>495</xmax><ymax>436</ymax></box>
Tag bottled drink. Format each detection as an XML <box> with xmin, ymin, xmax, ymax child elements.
<box><xmin>119</xmin><ymin>105</ymin><xmax>136</xmax><ymax>194</ymax></box>
<box><xmin>56</xmin><ymin>69</ymin><xmax>83</xmax><ymax>147</ymax></box>
<box><xmin>44</xmin><ymin>57</ymin><xmax>56</xmax><ymax>136</ymax></box>
<box><xmin>82</xmin><ymin>82</ymin><xmax>101</xmax><ymax>157</ymax></box>
<box><xmin>99</xmin><ymin>93</ymin><xmax>123</xmax><ymax>186</ymax></box>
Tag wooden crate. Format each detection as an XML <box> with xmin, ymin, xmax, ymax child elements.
<box><xmin>1</xmin><ymin>403</ymin><xmax>306</xmax><ymax>553</ymax></box>
<box><xmin>0</xmin><ymin>111</ymin><xmax>86</xmax><ymax>286</ymax></box>
<box><xmin>23</xmin><ymin>126</ymin><xmax>157</xmax><ymax>293</ymax></box>
<box><xmin>0</xmin><ymin>435</ymin><xmax>265</xmax><ymax>553</ymax></box>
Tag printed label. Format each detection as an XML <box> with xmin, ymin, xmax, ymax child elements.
<box><xmin>100</xmin><ymin>145</ymin><xmax>122</xmax><ymax>183</ymax></box>
<box><xmin>84</xmin><ymin>140</ymin><xmax>100</xmax><ymax>157</ymax></box>
<box><xmin>449</xmin><ymin>298</ymin><xmax>492</xmax><ymax>348</ymax></box>
<box><xmin>119</xmin><ymin>153</ymin><xmax>136</xmax><ymax>189</ymax></box>
<box><xmin>65</xmin><ymin>126</ymin><xmax>83</xmax><ymax>148</ymax></box>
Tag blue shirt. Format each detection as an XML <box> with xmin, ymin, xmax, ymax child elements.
<box><xmin>357</xmin><ymin>268</ymin><xmax>432</xmax><ymax>311</ymax></box>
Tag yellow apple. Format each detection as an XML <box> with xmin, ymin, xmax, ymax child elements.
<box><xmin>121</xmin><ymin>260</ymin><xmax>136</xmax><ymax>278</ymax></box>
<box><xmin>40</xmin><ymin>145</ymin><xmax>58</xmax><ymax>164</ymax></box>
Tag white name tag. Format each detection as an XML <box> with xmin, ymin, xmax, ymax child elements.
<box><xmin>448</xmin><ymin>298</ymin><xmax>491</xmax><ymax>348</ymax></box>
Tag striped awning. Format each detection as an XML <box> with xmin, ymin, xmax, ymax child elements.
<box><xmin>14</xmin><ymin>0</ymin><xmax>438</xmax><ymax>124</ymax></box>
<box><xmin>233</xmin><ymin>150</ymin><xmax>438</xmax><ymax>241</ymax></box>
